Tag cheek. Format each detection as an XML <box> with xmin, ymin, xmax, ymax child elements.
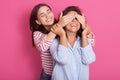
<box><xmin>40</xmin><ymin>17</ymin><xmax>46</xmax><ymax>23</ymax></box>
<box><xmin>65</xmin><ymin>26</ymin><xmax>71</xmax><ymax>31</ymax></box>
<box><xmin>50</xmin><ymin>13</ymin><xmax>54</xmax><ymax>18</ymax></box>
<box><xmin>65</xmin><ymin>24</ymin><xmax>70</xmax><ymax>29</ymax></box>
<box><xmin>78</xmin><ymin>25</ymin><xmax>81</xmax><ymax>29</ymax></box>
<box><xmin>37</xmin><ymin>17</ymin><xmax>46</xmax><ymax>25</ymax></box>
<box><xmin>78</xmin><ymin>23</ymin><xmax>81</xmax><ymax>29</ymax></box>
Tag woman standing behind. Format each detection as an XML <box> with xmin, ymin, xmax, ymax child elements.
<box><xmin>29</xmin><ymin>4</ymin><xmax>56</xmax><ymax>80</ymax></box>
<box><xmin>50</xmin><ymin>6</ymin><xmax>96</xmax><ymax>80</ymax></box>
<box><xmin>29</xmin><ymin>3</ymin><xmax>75</xmax><ymax>80</ymax></box>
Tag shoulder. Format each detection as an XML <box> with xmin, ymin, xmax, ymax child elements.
<box><xmin>33</xmin><ymin>31</ymin><xmax>46</xmax><ymax>38</ymax></box>
<box><xmin>33</xmin><ymin>31</ymin><xmax>43</xmax><ymax>35</ymax></box>
<box><xmin>53</xmin><ymin>38</ymin><xmax>59</xmax><ymax>44</ymax></box>
<box><xmin>51</xmin><ymin>38</ymin><xmax>59</xmax><ymax>46</ymax></box>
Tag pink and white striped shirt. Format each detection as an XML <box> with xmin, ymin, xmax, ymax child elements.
<box><xmin>33</xmin><ymin>31</ymin><xmax>54</xmax><ymax>75</ymax></box>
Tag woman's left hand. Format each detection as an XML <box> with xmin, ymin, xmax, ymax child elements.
<box><xmin>82</xmin><ymin>26</ymin><xmax>91</xmax><ymax>37</ymax></box>
<box><xmin>75</xmin><ymin>13</ymin><xmax>86</xmax><ymax>29</ymax></box>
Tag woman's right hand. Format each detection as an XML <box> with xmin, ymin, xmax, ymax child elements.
<box><xmin>51</xmin><ymin>24</ymin><xmax>65</xmax><ymax>37</ymax></box>
<box><xmin>58</xmin><ymin>12</ymin><xmax>75</xmax><ymax>27</ymax></box>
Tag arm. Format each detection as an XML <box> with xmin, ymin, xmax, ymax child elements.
<box><xmin>45</xmin><ymin>24</ymin><xmax>57</xmax><ymax>41</ymax></box>
<box><xmin>80</xmin><ymin>26</ymin><xmax>96</xmax><ymax>64</ymax></box>
<box><xmin>80</xmin><ymin>43</ymin><xmax>96</xmax><ymax>65</ymax></box>
<box><xmin>51</xmin><ymin>23</ymin><xmax>68</xmax><ymax>47</ymax></box>
<box><xmin>50</xmin><ymin>23</ymin><xmax>69</xmax><ymax>64</ymax></box>
<box><xmin>50</xmin><ymin>39</ymin><xmax>70</xmax><ymax>65</ymax></box>
<box><xmin>76</xmin><ymin>13</ymin><xmax>95</xmax><ymax>40</ymax></box>
<box><xmin>81</xmin><ymin>26</ymin><xmax>90</xmax><ymax>47</ymax></box>
<box><xmin>33</xmin><ymin>31</ymin><xmax>56</xmax><ymax>52</ymax></box>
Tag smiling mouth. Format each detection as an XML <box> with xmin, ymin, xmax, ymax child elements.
<box><xmin>71</xmin><ymin>26</ymin><xmax>77</xmax><ymax>29</ymax></box>
<box><xmin>46</xmin><ymin>18</ymin><xmax>53</xmax><ymax>22</ymax></box>
<box><xmin>71</xmin><ymin>24</ymin><xmax>77</xmax><ymax>28</ymax></box>
<box><xmin>46</xmin><ymin>19</ymin><xmax>51</xmax><ymax>22</ymax></box>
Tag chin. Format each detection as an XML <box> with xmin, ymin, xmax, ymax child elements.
<box><xmin>49</xmin><ymin>21</ymin><xmax>54</xmax><ymax>25</ymax></box>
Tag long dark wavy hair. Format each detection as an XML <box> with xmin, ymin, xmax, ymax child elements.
<box><xmin>62</xmin><ymin>6</ymin><xmax>84</xmax><ymax>37</ymax></box>
<box><xmin>29</xmin><ymin>3</ymin><xmax>56</xmax><ymax>46</ymax></box>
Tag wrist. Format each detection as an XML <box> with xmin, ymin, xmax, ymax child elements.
<box><xmin>82</xmin><ymin>23</ymin><xmax>87</xmax><ymax>29</ymax></box>
<box><xmin>56</xmin><ymin>23</ymin><xmax>61</xmax><ymax>27</ymax></box>
<box><xmin>82</xmin><ymin>33</ymin><xmax>87</xmax><ymax>38</ymax></box>
<box><xmin>59</xmin><ymin>32</ymin><xmax>66</xmax><ymax>37</ymax></box>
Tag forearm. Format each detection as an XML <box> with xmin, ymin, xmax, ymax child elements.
<box><xmin>46</xmin><ymin>31</ymin><xmax>56</xmax><ymax>42</ymax></box>
<box><xmin>33</xmin><ymin>31</ymin><xmax>53</xmax><ymax>51</ymax></box>
<box><xmin>81</xmin><ymin>25</ymin><xmax>91</xmax><ymax>47</ymax></box>
<box><xmin>60</xmin><ymin>34</ymin><xmax>68</xmax><ymax>48</ymax></box>
<box><xmin>81</xmin><ymin>34</ymin><xmax>89</xmax><ymax>47</ymax></box>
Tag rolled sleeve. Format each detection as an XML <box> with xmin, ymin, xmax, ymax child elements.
<box><xmin>50</xmin><ymin>39</ymin><xmax>70</xmax><ymax>65</ymax></box>
<box><xmin>80</xmin><ymin>45</ymin><xmax>96</xmax><ymax>65</ymax></box>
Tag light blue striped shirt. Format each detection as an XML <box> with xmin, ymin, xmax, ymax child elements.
<box><xmin>50</xmin><ymin>37</ymin><xmax>96</xmax><ymax>80</ymax></box>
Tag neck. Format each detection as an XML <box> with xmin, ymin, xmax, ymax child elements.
<box><xmin>66</xmin><ymin>31</ymin><xmax>77</xmax><ymax>47</ymax></box>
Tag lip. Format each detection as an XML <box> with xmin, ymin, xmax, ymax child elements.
<box><xmin>71</xmin><ymin>26</ymin><xmax>77</xmax><ymax>29</ymax></box>
<box><xmin>46</xmin><ymin>18</ymin><xmax>52</xmax><ymax>22</ymax></box>
<box><xmin>71</xmin><ymin>24</ymin><xmax>77</xmax><ymax>28</ymax></box>
<box><xmin>46</xmin><ymin>18</ymin><xmax>53</xmax><ymax>22</ymax></box>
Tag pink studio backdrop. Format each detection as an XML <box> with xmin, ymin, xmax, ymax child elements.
<box><xmin>0</xmin><ymin>0</ymin><xmax>120</xmax><ymax>80</ymax></box>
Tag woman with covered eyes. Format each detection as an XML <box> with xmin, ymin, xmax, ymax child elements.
<box><xmin>50</xmin><ymin>6</ymin><xmax>96</xmax><ymax>80</ymax></box>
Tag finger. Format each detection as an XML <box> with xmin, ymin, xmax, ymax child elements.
<box><xmin>51</xmin><ymin>27</ymin><xmax>54</xmax><ymax>32</ymax></box>
<box><xmin>91</xmin><ymin>32</ymin><xmax>95</xmax><ymax>39</ymax></box>
<box><xmin>61</xmin><ymin>15</ymin><xmax>75</xmax><ymax>26</ymax></box>
<box><xmin>82</xmin><ymin>13</ymin><xmax>85</xmax><ymax>16</ymax></box>
<box><xmin>87</xmin><ymin>34</ymin><xmax>93</xmax><ymax>38</ymax></box>
<box><xmin>81</xmin><ymin>14</ymin><xmax>87</xmax><ymax>20</ymax></box>
<box><xmin>63</xmin><ymin>18</ymin><xmax>73</xmax><ymax>25</ymax></box>
<box><xmin>87</xmin><ymin>32</ymin><xmax>94</xmax><ymax>39</ymax></box>
<box><xmin>51</xmin><ymin>25</ymin><xmax>56</xmax><ymax>31</ymax></box>
<box><xmin>59</xmin><ymin>12</ymin><xmax>63</xmax><ymax>20</ymax></box>
<box><xmin>65</xmin><ymin>18</ymin><xmax>73</xmax><ymax>23</ymax></box>
<box><xmin>75</xmin><ymin>14</ymin><xmax>82</xmax><ymax>21</ymax></box>
<box><xmin>64</xmin><ymin>14</ymin><xmax>75</xmax><ymax>21</ymax></box>
<box><xmin>77</xmin><ymin>13</ymin><xmax>82</xmax><ymax>17</ymax></box>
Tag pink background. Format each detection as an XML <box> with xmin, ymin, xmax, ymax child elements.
<box><xmin>0</xmin><ymin>0</ymin><xmax>120</xmax><ymax>80</ymax></box>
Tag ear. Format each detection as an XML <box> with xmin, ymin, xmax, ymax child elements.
<box><xmin>35</xmin><ymin>20</ymin><xmax>41</xmax><ymax>25</ymax></box>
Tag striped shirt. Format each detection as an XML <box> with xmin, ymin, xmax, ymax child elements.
<box><xmin>33</xmin><ymin>31</ymin><xmax>54</xmax><ymax>75</ymax></box>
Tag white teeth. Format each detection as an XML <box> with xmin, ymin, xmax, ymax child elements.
<box><xmin>71</xmin><ymin>24</ymin><xmax>77</xmax><ymax>27</ymax></box>
<box><xmin>70</xmin><ymin>26</ymin><xmax>76</xmax><ymax>29</ymax></box>
<box><xmin>47</xmin><ymin>19</ymin><xmax>51</xmax><ymax>22</ymax></box>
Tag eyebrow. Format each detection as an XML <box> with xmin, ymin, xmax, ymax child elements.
<box><xmin>39</xmin><ymin>9</ymin><xmax>50</xmax><ymax>16</ymax></box>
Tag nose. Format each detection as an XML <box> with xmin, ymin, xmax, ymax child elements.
<box><xmin>45</xmin><ymin>14</ymin><xmax>48</xmax><ymax>18</ymax></box>
<box><xmin>45</xmin><ymin>13</ymin><xmax>50</xmax><ymax>18</ymax></box>
<box><xmin>72</xmin><ymin>18</ymin><xmax>77</xmax><ymax>22</ymax></box>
